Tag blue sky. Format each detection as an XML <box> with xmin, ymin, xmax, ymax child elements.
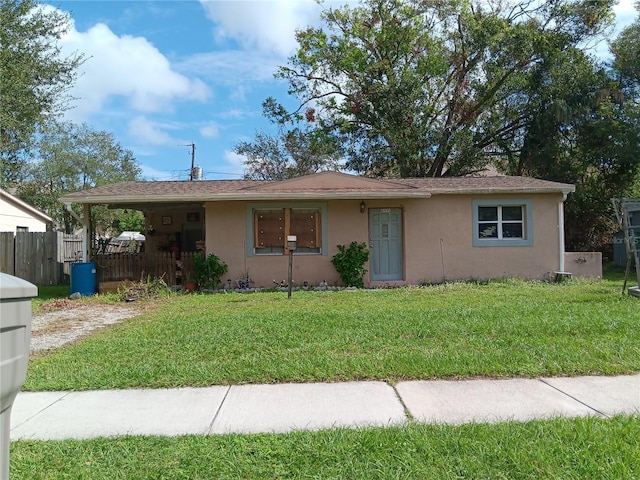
<box><xmin>52</xmin><ymin>0</ymin><xmax>638</xmax><ymax>181</ymax></box>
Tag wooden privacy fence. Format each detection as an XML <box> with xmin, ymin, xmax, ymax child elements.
<box><xmin>94</xmin><ymin>252</ymin><xmax>195</xmax><ymax>286</ymax></box>
<box><xmin>0</xmin><ymin>231</ymin><xmax>196</xmax><ymax>287</ymax></box>
<box><xmin>0</xmin><ymin>232</ymin><xmax>82</xmax><ymax>285</ymax></box>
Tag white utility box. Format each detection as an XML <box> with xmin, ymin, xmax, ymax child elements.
<box><xmin>0</xmin><ymin>273</ymin><xmax>37</xmax><ymax>480</ymax></box>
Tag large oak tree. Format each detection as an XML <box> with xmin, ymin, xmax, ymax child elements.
<box><xmin>262</xmin><ymin>0</ymin><xmax>614</xmax><ymax>178</ymax></box>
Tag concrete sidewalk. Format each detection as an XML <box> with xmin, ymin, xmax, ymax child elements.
<box><xmin>10</xmin><ymin>374</ymin><xmax>639</xmax><ymax>440</ymax></box>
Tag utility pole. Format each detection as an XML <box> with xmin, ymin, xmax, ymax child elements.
<box><xmin>188</xmin><ymin>143</ymin><xmax>196</xmax><ymax>181</ymax></box>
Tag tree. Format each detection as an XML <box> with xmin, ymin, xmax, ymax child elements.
<box><xmin>510</xmin><ymin>8</ymin><xmax>640</xmax><ymax>250</ymax></box>
<box><xmin>565</xmin><ymin>98</ymin><xmax>640</xmax><ymax>249</ymax></box>
<box><xmin>235</xmin><ymin>122</ymin><xmax>344</xmax><ymax>180</ymax></box>
<box><xmin>609</xmin><ymin>0</ymin><xmax>640</xmax><ymax>193</ymax></box>
<box><xmin>266</xmin><ymin>0</ymin><xmax>614</xmax><ymax>178</ymax></box>
<box><xmin>611</xmin><ymin>2</ymin><xmax>640</xmax><ymax>98</ymax></box>
<box><xmin>17</xmin><ymin>122</ymin><xmax>142</xmax><ymax>234</ymax></box>
<box><xmin>0</xmin><ymin>0</ymin><xmax>84</xmax><ymax>186</ymax></box>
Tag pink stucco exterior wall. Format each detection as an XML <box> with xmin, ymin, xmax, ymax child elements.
<box><xmin>204</xmin><ymin>192</ymin><xmax>566</xmax><ymax>288</ymax></box>
<box><xmin>401</xmin><ymin>193</ymin><xmax>562</xmax><ymax>284</ymax></box>
<box><xmin>564</xmin><ymin>252</ymin><xmax>603</xmax><ymax>278</ymax></box>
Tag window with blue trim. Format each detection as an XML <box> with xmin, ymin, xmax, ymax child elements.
<box><xmin>473</xmin><ymin>199</ymin><xmax>533</xmax><ymax>247</ymax></box>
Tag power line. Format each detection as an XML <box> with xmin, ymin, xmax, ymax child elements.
<box><xmin>204</xmin><ymin>171</ymin><xmax>245</xmax><ymax>178</ymax></box>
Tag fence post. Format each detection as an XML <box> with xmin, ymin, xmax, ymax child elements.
<box><xmin>0</xmin><ymin>232</ymin><xmax>15</xmax><ymax>275</ymax></box>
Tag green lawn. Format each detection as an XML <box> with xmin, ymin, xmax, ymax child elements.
<box><xmin>24</xmin><ymin>278</ymin><xmax>640</xmax><ymax>390</ymax></box>
<box><xmin>34</xmin><ymin>285</ymin><xmax>70</xmax><ymax>299</ymax></box>
<box><xmin>10</xmin><ymin>416</ymin><xmax>640</xmax><ymax>479</ymax></box>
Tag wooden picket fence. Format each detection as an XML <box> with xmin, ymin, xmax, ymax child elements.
<box><xmin>0</xmin><ymin>231</ymin><xmax>82</xmax><ymax>285</ymax></box>
<box><xmin>94</xmin><ymin>252</ymin><xmax>195</xmax><ymax>286</ymax></box>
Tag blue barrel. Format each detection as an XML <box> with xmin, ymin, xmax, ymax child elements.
<box><xmin>70</xmin><ymin>262</ymin><xmax>97</xmax><ymax>296</ymax></box>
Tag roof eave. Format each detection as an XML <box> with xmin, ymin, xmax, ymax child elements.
<box><xmin>2</xmin><ymin>189</ymin><xmax>53</xmax><ymax>223</ymax></box>
<box><xmin>429</xmin><ymin>187</ymin><xmax>576</xmax><ymax>195</ymax></box>
<box><xmin>60</xmin><ymin>184</ymin><xmax>575</xmax><ymax>206</ymax></box>
<box><xmin>61</xmin><ymin>191</ymin><xmax>433</xmax><ymax>205</ymax></box>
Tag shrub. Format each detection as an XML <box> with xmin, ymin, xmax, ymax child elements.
<box><xmin>193</xmin><ymin>252</ymin><xmax>228</xmax><ymax>290</ymax></box>
<box><xmin>331</xmin><ymin>241</ymin><xmax>369</xmax><ymax>288</ymax></box>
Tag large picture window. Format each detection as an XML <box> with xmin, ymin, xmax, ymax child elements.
<box><xmin>252</xmin><ymin>206</ymin><xmax>322</xmax><ymax>255</ymax></box>
<box><xmin>473</xmin><ymin>199</ymin><xmax>533</xmax><ymax>247</ymax></box>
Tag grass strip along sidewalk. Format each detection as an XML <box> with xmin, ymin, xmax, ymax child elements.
<box><xmin>10</xmin><ymin>416</ymin><xmax>640</xmax><ymax>479</ymax></box>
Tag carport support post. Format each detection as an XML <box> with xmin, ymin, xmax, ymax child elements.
<box><xmin>83</xmin><ymin>204</ymin><xmax>91</xmax><ymax>261</ymax></box>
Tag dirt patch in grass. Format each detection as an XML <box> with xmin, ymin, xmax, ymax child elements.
<box><xmin>30</xmin><ymin>302</ymin><xmax>142</xmax><ymax>352</ymax></box>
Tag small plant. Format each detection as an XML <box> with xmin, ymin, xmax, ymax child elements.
<box><xmin>331</xmin><ymin>241</ymin><xmax>369</xmax><ymax>288</ymax></box>
<box><xmin>237</xmin><ymin>273</ymin><xmax>251</xmax><ymax>289</ymax></box>
<box><xmin>118</xmin><ymin>275</ymin><xmax>172</xmax><ymax>301</ymax></box>
<box><xmin>193</xmin><ymin>252</ymin><xmax>228</xmax><ymax>290</ymax></box>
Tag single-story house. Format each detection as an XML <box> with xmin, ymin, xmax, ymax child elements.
<box><xmin>0</xmin><ymin>188</ymin><xmax>52</xmax><ymax>233</ymax></box>
<box><xmin>60</xmin><ymin>171</ymin><xmax>592</xmax><ymax>288</ymax></box>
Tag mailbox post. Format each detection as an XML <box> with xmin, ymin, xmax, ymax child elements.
<box><xmin>287</xmin><ymin>235</ymin><xmax>296</xmax><ymax>299</ymax></box>
<box><xmin>0</xmin><ymin>274</ymin><xmax>37</xmax><ymax>480</ymax></box>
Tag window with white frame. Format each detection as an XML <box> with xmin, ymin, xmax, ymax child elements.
<box><xmin>472</xmin><ymin>199</ymin><xmax>533</xmax><ymax>247</ymax></box>
<box><xmin>252</xmin><ymin>206</ymin><xmax>323</xmax><ymax>255</ymax></box>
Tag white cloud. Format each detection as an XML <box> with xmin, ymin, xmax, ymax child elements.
<box><xmin>183</xmin><ymin>1</ymin><xmax>357</xmax><ymax>87</ymax></box>
<box><xmin>221</xmin><ymin>108</ymin><xmax>253</xmax><ymax>120</ymax></box>
<box><xmin>614</xmin><ymin>0</ymin><xmax>637</xmax><ymax>29</ymax></box>
<box><xmin>128</xmin><ymin>116</ymin><xmax>181</xmax><ymax>146</ymax></box>
<box><xmin>224</xmin><ymin>150</ymin><xmax>247</xmax><ymax>171</ymax></box>
<box><xmin>176</xmin><ymin>49</ymin><xmax>279</xmax><ymax>85</ymax></box>
<box><xmin>57</xmin><ymin>15</ymin><xmax>211</xmax><ymax>121</ymax></box>
<box><xmin>139</xmin><ymin>164</ymin><xmax>176</xmax><ymax>181</ymax></box>
<box><xmin>230</xmin><ymin>85</ymin><xmax>247</xmax><ymax>102</ymax></box>
<box><xmin>199</xmin><ymin>0</ymin><xmax>324</xmax><ymax>57</ymax></box>
<box><xmin>199</xmin><ymin>122</ymin><xmax>220</xmax><ymax>138</ymax></box>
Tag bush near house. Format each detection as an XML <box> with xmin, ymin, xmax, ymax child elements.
<box><xmin>331</xmin><ymin>241</ymin><xmax>369</xmax><ymax>288</ymax></box>
<box><xmin>192</xmin><ymin>251</ymin><xmax>228</xmax><ymax>290</ymax></box>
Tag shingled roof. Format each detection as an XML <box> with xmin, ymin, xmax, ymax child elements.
<box><xmin>388</xmin><ymin>176</ymin><xmax>576</xmax><ymax>194</ymax></box>
<box><xmin>60</xmin><ymin>171</ymin><xmax>574</xmax><ymax>205</ymax></box>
